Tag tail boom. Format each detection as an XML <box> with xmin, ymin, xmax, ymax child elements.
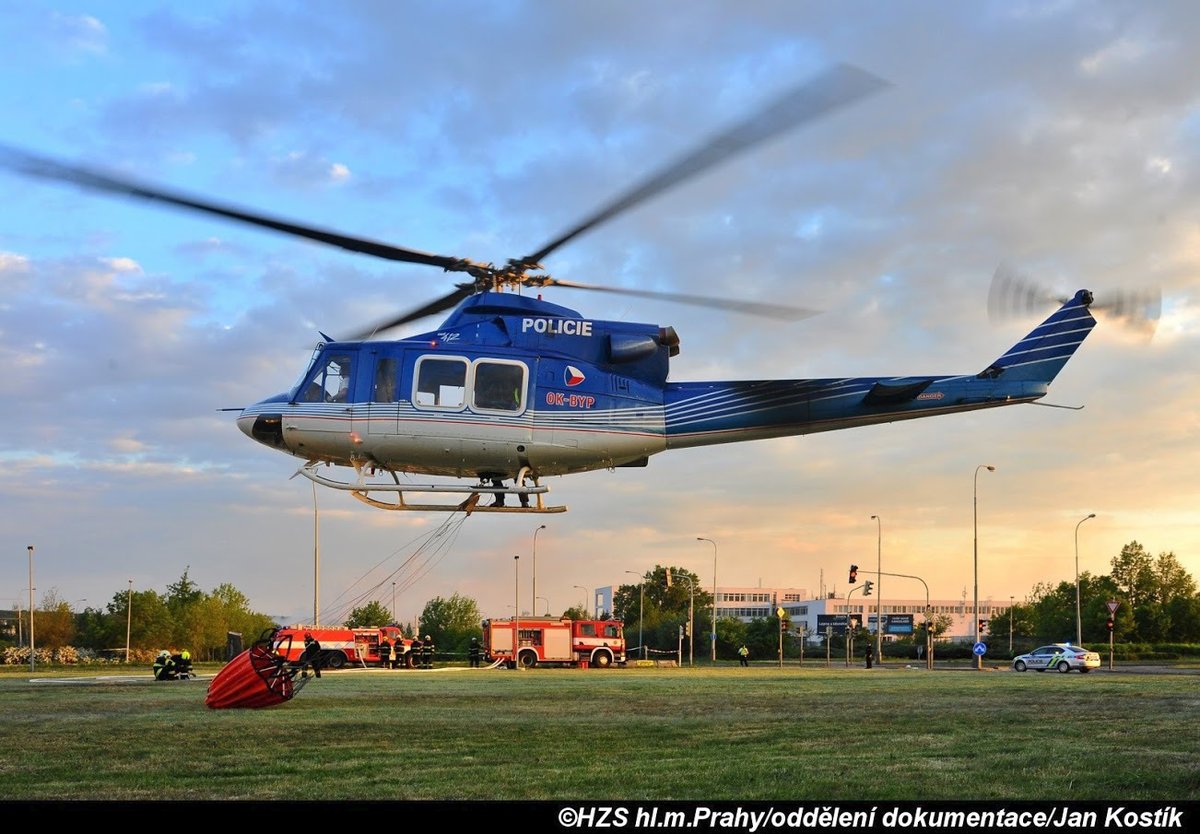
<box><xmin>663</xmin><ymin>291</ymin><xmax>1095</xmax><ymax>450</ymax></box>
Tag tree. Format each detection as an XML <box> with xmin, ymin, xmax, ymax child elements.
<box><xmin>345</xmin><ymin>601</ymin><xmax>392</xmax><ymax>628</ymax></box>
<box><xmin>33</xmin><ymin>589</ymin><xmax>76</xmax><ymax>649</ymax></box>
<box><xmin>1111</xmin><ymin>542</ymin><xmax>1155</xmax><ymax>608</ymax></box>
<box><xmin>166</xmin><ymin>568</ymin><xmax>205</xmax><ymax>610</ymax></box>
<box><xmin>614</xmin><ymin>565</ymin><xmax>710</xmax><ymax>655</ymax></box>
<box><xmin>418</xmin><ymin>593</ymin><xmax>482</xmax><ymax>656</ymax></box>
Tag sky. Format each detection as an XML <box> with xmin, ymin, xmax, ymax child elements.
<box><xmin>1</xmin><ymin>1</ymin><xmax>1197</xmax><ymax>630</ymax></box>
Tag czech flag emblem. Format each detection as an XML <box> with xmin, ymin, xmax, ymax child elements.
<box><xmin>565</xmin><ymin>366</ymin><xmax>585</xmax><ymax>387</ymax></box>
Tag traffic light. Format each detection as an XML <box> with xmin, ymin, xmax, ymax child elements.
<box><xmin>863</xmin><ymin>580</ymin><xmax>873</xmax><ymax>597</ymax></box>
<box><xmin>780</xmin><ymin>617</ymin><xmax>790</xmax><ymax>633</ymax></box>
<box><xmin>978</xmin><ymin>618</ymin><xmax>988</xmax><ymax>634</ymax></box>
<box><xmin>1106</xmin><ymin>618</ymin><xmax>1114</xmax><ymax>632</ymax></box>
<box><xmin>849</xmin><ymin>564</ymin><xmax>858</xmax><ymax>583</ymax></box>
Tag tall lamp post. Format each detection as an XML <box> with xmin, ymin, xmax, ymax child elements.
<box><xmin>870</xmin><ymin>515</ymin><xmax>882</xmax><ymax>665</ymax></box>
<box><xmin>1074</xmin><ymin>513</ymin><xmax>1096</xmax><ymax>645</ymax></box>
<box><xmin>536</xmin><ymin>596</ymin><xmax>550</xmax><ymax>616</ymax></box>
<box><xmin>312</xmin><ymin>481</ymin><xmax>321</xmax><ymax>627</ymax></box>
<box><xmin>624</xmin><ymin>571</ymin><xmax>646</xmax><ymax>660</ymax></box>
<box><xmin>125</xmin><ymin>579</ymin><xmax>132</xmax><ymax>664</ymax></box>
<box><xmin>1008</xmin><ymin>595</ymin><xmax>1015</xmax><ymax>654</ymax></box>
<box><xmin>697</xmin><ymin>537</ymin><xmax>717</xmax><ymax>661</ymax></box>
<box><xmin>391</xmin><ymin>582</ymin><xmax>397</xmax><ymax>621</ymax></box>
<box><xmin>665</xmin><ymin>570</ymin><xmax>695</xmax><ymax>667</ymax></box>
<box><xmin>573</xmin><ymin>585</ymin><xmax>589</xmax><ymax>617</ymax></box>
<box><xmin>513</xmin><ymin>555</ymin><xmax>520</xmax><ymax>666</ymax></box>
<box><xmin>973</xmin><ymin>464</ymin><xmax>995</xmax><ymax>670</ymax></box>
<box><xmin>532</xmin><ymin>524</ymin><xmax>547</xmax><ymax>624</ymax></box>
<box><xmin>27</xmin><ymin>545</ymin><xmax>35</xmax><ymax>673</ymax></box>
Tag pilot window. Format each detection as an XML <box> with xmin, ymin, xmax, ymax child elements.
<box><xmin>473</xmin><ymin>361</ymin><xmax>525</xmax><ymax>412</ymax></box>
<box><xmin>301</xmin><ymin>355</ymin><xmax>353</xmax><ymax>403</ymax></box>
<box><xmin>414</xmin><ymin>357</ymin><xmax>467</xmax><ymax>408</ymax></box>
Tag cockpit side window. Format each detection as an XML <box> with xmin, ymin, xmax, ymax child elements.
<box><xmin>413</xmin><ymin>356</ymin><xmax>467</xmax><ymax>409</ymax></box>
<box><xmin>301</xmin><ymin>354</ymin><xmax>353</xmax><ymax>403</ymax></box>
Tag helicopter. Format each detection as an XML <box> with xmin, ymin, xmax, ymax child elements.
<box><xmin>1</xmin><ymin>64</ymin><xmax>1133</xmax><ymax>515</ymax></box>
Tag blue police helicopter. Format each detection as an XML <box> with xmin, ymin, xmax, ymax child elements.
<box><xmin>2</xmin><ymin>65</ymin><xmax>1155</xmax><ymax>515</ymax></box>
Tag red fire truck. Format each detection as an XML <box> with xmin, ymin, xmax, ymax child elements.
<box><xmin>482</xmin><ymin>616</ymin><xmax>626</xmax><ymax>669</ymax></box>
<box><xmin>271</xmin><ymin>625</ymin><xmax>413</xmax><ymax>669</ymax></box>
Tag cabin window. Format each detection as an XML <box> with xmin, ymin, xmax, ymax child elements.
<box><xmin>472</xmin><ymin>360</ymin><xmax>526</xmax><ymax>412</ymax></box>
<box><xmin>372</xmin><ymin>357</ymin><xmax>399</xmax><ymax>403</ymax></box>
<box><xmin>301</xmin><ymin>354</ymin><xmax>353</xmax><ymax>403</ymax></box>
<box><xmin>413</xmin><ymin>356</ymin><xmax>467</xmax><ymax>409</ymax></box>
<box><xmin>579</xmin><ymin>623</ymin><xmax>596</xmax><ymax>637</ymax></box>
<box><xmin>603</xmin><ymin>624</ymin><xmax>620</xmax><ymax>639</ymax></box>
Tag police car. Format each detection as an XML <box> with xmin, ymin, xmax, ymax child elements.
<box><xmin>1011</xmin><ymin>643</ymin><xmax>1101</xmax><ymax>673</ymax></box>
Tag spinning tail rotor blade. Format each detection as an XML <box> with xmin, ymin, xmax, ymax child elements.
<box><xmin>987</xmin><ymin>263</ymin><xmax>1161</xmax><ymax>339</ymax></box>
<box><xmin>541</xmin><ymin>278</ymin><xmax>820</xmax><ymax>321</ymax></box>
<box><xmin>1091</xmin><ymin>287</ymin><xmax>1162</xmax><ymax>338</ymax></box>
<box><xmin>987</xmin><ymin>264</ymin><xmax>1064</xmax><ymax>323</ymax></box>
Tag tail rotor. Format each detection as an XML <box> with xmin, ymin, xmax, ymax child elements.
<box><xmin>987</xmin><ymin>263</ymin><xmax>1160</xmax><ymax>340</ymax></box>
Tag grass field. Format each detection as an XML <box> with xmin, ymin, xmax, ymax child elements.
<box><xmin>1</xmin><ymin>661</ymin><xmax>1196</xmax><ymax>802</ymax></box>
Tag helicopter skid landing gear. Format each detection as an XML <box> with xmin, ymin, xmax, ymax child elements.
<box><xmin>296</xmin><ymin>463</ymin><xmax>567</xmax><ymax>514</ymax></box>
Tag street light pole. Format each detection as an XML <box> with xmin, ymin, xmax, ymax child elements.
<box><xmin>871</xmin><ymin>515</ymin><xmax>882</xmax><ymax>665</ymax></box>
<box><xmin>312</xmin><ymin>481</ymin><xmax>321</xmax><ymax>627</ymax></box>
<box><xmin>681</xmin><ymin>576</ymin><xmax>695</xmax><ymax>668</ymax></box>
<box><xmin>27</xmin><ymin>545</ymin><xmax>35</xmax><ymax>673</ymax></box>
<box><xmin>624</xmin><ymin>571</ymin><xmax>645</xmax><ymax>660</ymax></box>
<box><xmin>391</xmin><ymin>582</ymin><xmax>396</xmax><ymax>622</ymax></box>
<box><xmin>573</xmin><ymin>585</ymin><xmax>589</xmax><ymax>617</ymax></box>
<box><xmin>537</xmin><ymin>596</ymin><xmax>549</xmax><ymax>617</ymax></box>
<box><xmin>1074</xmin><ymin>513</ymin><xmax>1096</xmax><ymax>645</ymax></box>
<box><xmin>973</xmin><ymin>464</ymin><xmax>995</xmax><ymax>670</ymax></box>
<box><xmin>125</xmin><ymin>579</ymin><xmax>132</xmax><ymax>664</ymax></box>
<box><xmin>532</xmin><ymin>524</ymin><xmax>547</xmax><ymax>624</ymax></box>
<box><xmin>697</xmin><ymin>537</ymin><xmax>717</xmax><ymax>661</ymax></box>
<box><xmin>513</xmin><ymin>555</ymin><xmax>520</xmax><ymax>667</ymax></box>
<box><xmin>1009</xmin><ymin>595</ymin><xmax>1015</xmax><ymax>654</ymax></box>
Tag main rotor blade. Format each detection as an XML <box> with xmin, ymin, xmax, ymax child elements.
<box><xmin>345</xmin><ymin>284</ymin><xmax>477</xmax><ymax>340</ymax></box>
<box><xmin>518</xmin><ymin>63</ymin><xmax>890</xmax><ymax>268</ymax></box>
<box><xmin>542</xmin><ymin>278</ymin><xmax>820</xmax><ymax>321</ymax></box>
<box><xmin>0</xmin><ymin>145</ymin><xmax>466</xmax><ymax>270</ymax></box>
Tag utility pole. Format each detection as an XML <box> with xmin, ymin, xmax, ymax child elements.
<box><xmin>27</xmin><ymin>545</ymin><xmax>35</xmax><ymax>673</ymax></box>
<box><xmin>125</xmin><ymin>579</ymin><xmax>133</xmax><ymax>664</ymax></box>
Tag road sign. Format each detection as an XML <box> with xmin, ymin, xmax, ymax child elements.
<box><xmin>1107</xmin><ymin>600</ymin><xmax>1120</xmax><ymax>614</ymax></box>
<box><xmin>973</xmin><ymin>642</ymin><xmax>987</xmax><ymax>656</ymax></box>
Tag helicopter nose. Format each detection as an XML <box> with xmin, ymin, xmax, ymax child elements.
<box><xmin>240</xmin><ymin>412</ymin><xmax>285</xmax><ymax>448</ymax></box>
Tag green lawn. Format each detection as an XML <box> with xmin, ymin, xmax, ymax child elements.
<box><xmin>0</xmin><ymin>662</ymin><xmax>1196</xmax><ymax>801</ymax></box>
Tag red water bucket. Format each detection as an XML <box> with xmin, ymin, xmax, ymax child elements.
<box><xmin>205</xmin><ymin>644</ymin><xmax>300</xmax><ymax>709</ymax></box>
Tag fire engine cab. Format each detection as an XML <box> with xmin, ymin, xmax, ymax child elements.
<box><xmin>482</xmin><ymin>616</ymin><xmax>626</xmax><ymax>669</ymax></box>
<box><xmin>271</xmin><ymin>625</ymin><xmax>413</xmax><ymax>669</ymax></box>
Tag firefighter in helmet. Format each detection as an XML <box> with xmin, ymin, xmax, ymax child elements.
<box><xmin>153</xmin><ymin>650</ymin><xmax>178</xmax><ymax>681</ymax></box>
<box><xmin>300</xmin><ymin>632</ymin><xmax>322</xmax><ymax>679</ymax></box>
<box><xmin>172</xmin><ymin>648</ymin><xmax>193</xmax><ymax>679</ymax></box>
<box><xmin>421</xmin><ymin>634</ymin><xmax>435</xmax><ymax>668</ymax></box>
<box><xmin>409</xmin><ymin>634</ymin><xmax>423</xmax><ymax>669</ymax></box>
